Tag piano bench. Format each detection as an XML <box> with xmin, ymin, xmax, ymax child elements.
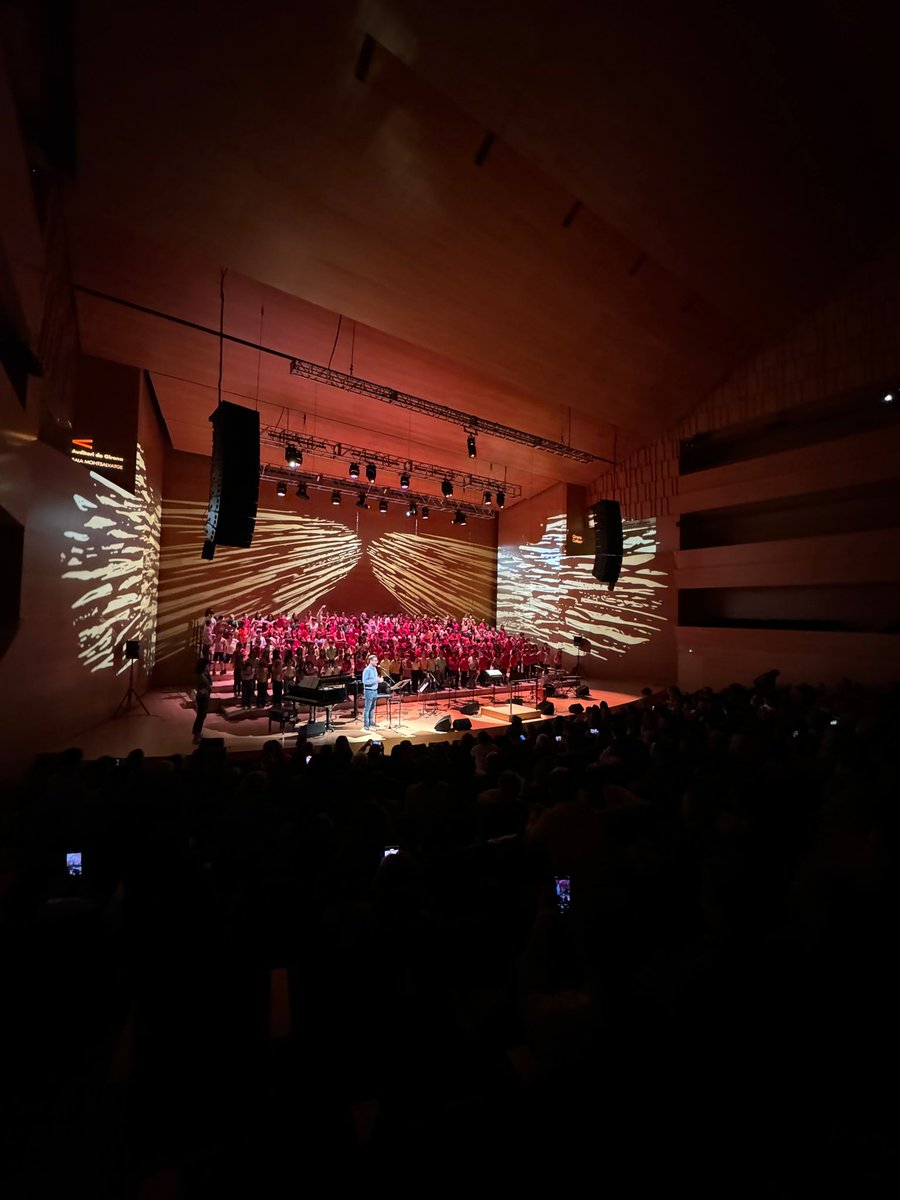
<box><xmin>267</xmin><ymin>708</ymin><xmax>292</xmax><ymax>733</ymax></box>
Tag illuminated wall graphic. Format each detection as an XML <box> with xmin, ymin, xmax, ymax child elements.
<box><xmin>497</xmin><ymin>513</ymin><xmax>668</xmax><ymax>660</ymax></box>
<box><xmin>155</xmin><ymin>503</ymin><xmax>363</xmax><ymax>664</ymax></box>
<box><xmin>61</xmin><ymin>443</ymin><xmax>161</xmax><ymax>674</ymax></box>
<box><xmin>367</xmin><ymin>531</ymin><xmax>497</xmax><ymax>620</ymax></box>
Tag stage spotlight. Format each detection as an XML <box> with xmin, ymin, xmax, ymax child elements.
<box><xmin>331</xmin><ymin>490</ymin><xmax>341</xmax><ymax>505</ymax></box>
<box><xmin>349</xmin><ymin>462</ymin><xmax>360</xmax><ymax>479</ymax></box>
<box><xmin>285</xmin><ymin>445</ymin><xmax>301</xmax><ymax>468</ymax></box>
<box><xmin>379</xmin><ymin>498</ymin><xmax>388</xmax><ymax>513</ymax></box>
<box><xmin>483</xmin><ymin>490</ymin><xmax>492</xmax><ymax>506</ymax></box>
<box><xmin>366</xmin><ymin>462</ymin><xmax>377</xmax><ymax>482</ymax></box>
<box><xmin>467</xmin><ymin>433</ymin><xmax>476</xmax><ymax>458</ymax></box>
<box><xmin>400</xmin><ymin>472</ymin><xmax>410</xmax><ymax>490</ymax></box>
<box><xmin>441</xmin><ymin>479</ymin><xmax>454</xmax><ymax>497</ymax></box>
<box><xmin>453</xmin><ymin>509</ymin><xmax>467</xmax><ymax>526</ymax></box>
<box><xmin>496</xmin><ymin>490</ymin><xmax>505</xmax><ymax>508</ymax></box>
<box><xmin>296</xmin><ymin>483</ymin><xmax>310</xmax><ymax>500</ymax></box>
<box><xmin>276</xmin><ymin>481</ymin><xmax>287</xmax><ymax>497</ymax></box>
<box><xmin>407</xmin><ymin>502</ymin><xmax>418</xmax><ymax>518</ymax></box>
<box><xmin>356</xmin><ymin>491</ymin><xmax>368</xmax><ymax>508</ymax></box>
<box><xmin>421</xmin><ymin>507</ymin><xmax>430</xmax><ymax>520</ymax></box>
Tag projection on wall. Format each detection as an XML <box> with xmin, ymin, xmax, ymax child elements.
<box><xmin>155</xmin><ymin>502</ymin><xmax>498</xmax><ymax>666</ymax></box>
<box><xmin>61</xmin><ymin>443</ymin><xmax>161</xmax><ymax>674</ymax></box>
<box><xmin>497</xmin><ymin>513</ymin><xmax>667</xmax><ymax>661</ymax></box>
<box><xmin>368</xmin><ymin>531</ymin><xmax>495</xmax><ymax>621</ymax></box>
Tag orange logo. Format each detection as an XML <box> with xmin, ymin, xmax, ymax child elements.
<box><xmin>72</xmin><ymin>438</ymin><xmax>94</xmax><ymax>450</ymax></box>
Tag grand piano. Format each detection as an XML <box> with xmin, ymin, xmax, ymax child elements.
<box><xmin>285</xmin><ymin>674</ymin><xmax>358</xmax><ymax>730</ymax></box>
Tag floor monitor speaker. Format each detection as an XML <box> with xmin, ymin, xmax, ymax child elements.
<box><xmin>452</xmin><ymin>717</ymin><xmax>472</xmax><ymax>731</ymax></box>
<box><xmin>434</xmin><ymin>715</ymin><xmax>452</xmax><ymax>733</ymax></box>
<box><xmin>305</xmin><ymin>720</ymin><xmax>327</xmax><ymax>738</ymax></box>
<box><xmin>460</xmin><ymin>702</ymin><xmax>480</xmax><ymax>715</ymax></box>
<box><xmin>538</xmin><ymin>700</ymin><xmax>555</xmax><ymax>715</ymax></box>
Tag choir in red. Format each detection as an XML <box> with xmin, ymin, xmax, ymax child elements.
<box><xmin>201</xmin><ymin>608</ymin><xmax>558</xmax><ymax>707</ymax></box>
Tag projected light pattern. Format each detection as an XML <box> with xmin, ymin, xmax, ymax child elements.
<box><xmin>155</xmin><ymin>503</ymin><xmax>362</xmax><ymax>664</ymax></box>
<box><xmin>367</xmin><ymin>531</ymin><xmax>496</xmax><ymax>620</ymax></box>
<box><xmin>497</xmin><ymin>514</ymin><xmax>667</xmax><ymax>660</ymax></box>
<box><xmin>61</xmin><ymin>443</ymin><xmax>161</xmax><ymax>674</ymax></box>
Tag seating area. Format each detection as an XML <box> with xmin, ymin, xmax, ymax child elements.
<box><xmin>1</xmin><ymin>671</ymin><xmax>898</xmax><ymax>1190</ymax></box>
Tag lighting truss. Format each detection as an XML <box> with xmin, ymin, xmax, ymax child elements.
<box><xmin>262</xmin><ymin>426</ymin><xmax>521</xmax><ymax>498</ymax></box>
<box><xmin>288</xmin><ymin>357</ymin><xmax>610</xmax><ymax>464</ymax></box>
<box><xmin>260</xmin><ymin>463</ymin><xmax>496</xmax><ymax>518</ymax></box>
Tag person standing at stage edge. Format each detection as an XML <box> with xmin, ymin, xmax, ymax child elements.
<box><xmin>192</xmin><ymin>656</ymin><xmax>212</xmax><ymax>743</ymax></box>
<box><xmin>362</xmin><ymin>654</ymin><xmax>379</xmax><ymax>731</ymax></box>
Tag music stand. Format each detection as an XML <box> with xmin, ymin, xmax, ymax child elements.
<box><xmin>390</xmin><ymin>678</ymin><xmax>410</xmax><ymax>728</ymax></box>
<box><xmin>115</xmin><ymin>640</ymin><xmax>150</xmax><ymax>717</ymax></box>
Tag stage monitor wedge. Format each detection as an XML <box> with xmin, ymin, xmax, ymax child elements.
<box><xmin>203</xmin><ymin>402</ymin><xmax>260</xmax><ymax>559</ymax></box>
<box><xmin>590</xmin><ymin>500</ymin><xmax>623</xmax><ymax>590</ymax></box>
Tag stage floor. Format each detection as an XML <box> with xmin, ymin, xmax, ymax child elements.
<box><xmin>36</xmin><ymin>677</ymin><xmax>651</xmax><ymax>760</ymax></box>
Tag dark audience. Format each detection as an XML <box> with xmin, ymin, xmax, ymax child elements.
<box><xmin>2</xmin><ymin>671</ymin><xmax>898</xmax><ymax>1190</ymax></box>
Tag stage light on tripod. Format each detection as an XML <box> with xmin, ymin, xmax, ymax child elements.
<box><xmin>441</xmin><ymin>479</ymin><xmax>454</xmax><ymax>497</ymax></box>
<box><xmin>366</xmin><ymin>463</ymin><xmax>377</xmax><ymax>482</ymax></box>
<box><xmin>296</xmin><ymin>483</ymin><xmax>310</xmax><ymax>500</ymax></box>
<box><xmin>483</xmin><ymin>491</ymin><xmax>492</xmax><ymax>506</ymax></box>
<box><xmin>349</xmin><ymin>462</ymin><xmax>360</xmax><ymax>479</ymax></box>
<box><xmin>356</xmin><ymin>491</ymin><xmax>368</xmax><ymax>508</ymax></box>
<box><xmin>400</xmin><ymin>472</ymin><xmax>410</xmax><ymax>490</ymax></box>
<box><xmin>379</xmin><ymin>498</ymin><xmax>388</xmax><ymax>513</ymax></box>
<box><xmin>453</xmin><ymin>509</ymin><xmax>467</xmax><ymax>526</ymax></box>
<box><xmin>276</xmin><ymin>481</ymin><xmax>287</xmax><ymax>497</ymax></box>
<box><xmin>407</xmin><ymin>502</ymin><xmax>417</xmax><ymax>517</ymax></box>
<box><xmin>496</xmin><ymin>490</ymin><xmax>505</xmax><ymax>509</ymax></box>
<box><xmin>285</xmin><ymin>445</ymin><xmax>301</xmax><ymax>468</ymax></box>
<box><xmin>331</xmin><ymin>490</ymin><xmax>341</xmax><ymax>505</ymax></box>
<box><xmin>421</xmin><ymin>507</ymin><xmax>429</xmax><ymax>520</ymax></box>
<box><xmin>467</xmin><ymin>433</ymin><xmax>476</xmax><ymax>458</ymax></box>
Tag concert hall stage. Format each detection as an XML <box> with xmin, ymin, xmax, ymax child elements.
<box><xmin>34</xmin><ymin>677</ymin><xmax>650</xmax><ymax>762</ymax></box>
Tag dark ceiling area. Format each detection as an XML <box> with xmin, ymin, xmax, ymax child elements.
<box><xmin>33</xmin><ymin>0</ymin><xmax>900</xmax><ymax>502</ymax></box>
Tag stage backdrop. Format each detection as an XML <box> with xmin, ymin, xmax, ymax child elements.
<box><xmin>497</xmin><ymin>483</ymin><xmax>675</xmax><ymax>685</ymax></box>
<box><xmin>154</xmin><ymin>450</ymin><xmax>498</xmax><ymax>682</ymax></box>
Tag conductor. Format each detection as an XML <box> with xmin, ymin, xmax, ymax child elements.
<box><xmin>362</xmin><ymin>654</ymin><xmax>380</xmax><ymax>731</ymax></box>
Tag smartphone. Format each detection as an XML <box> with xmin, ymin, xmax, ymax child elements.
<box><xmin>370</xmin><ymin>738</ymin><xmax>382</xmax><ymax>746</ymax></box>
<box><xmin>66</xmin><ymin>851</ymin><xmax>83</xmax><ymax>878</ymax></box>
<box><xmin>589</xmin><ymin>728</ymin><xmax>599</xmax><ymax>735</ymax></box>
<box><xmin>555</xmin><ymin>876</ymin><xmax>571</xmax><ymax>913</ymax></box>
<box><xmin>829</xmin><ymin>719</ymin><xmax>838</xmax><ymax>727</ymax></box>
<box><xmin>519</xmin><ymin>733</ymin><xmax>527</xmax><ymax>741</ymax></box>
<box><xmin>305</xmin><ymin>754</ymin><xmax>312</xmax><ymax>764</ymax></box>
<box><xmin>555</xmin><ymin>734</ymin><xmax>563</xmax><ymax>743</ymax></box>
<box><xmin>383</xmin><ymin>845</ymin><xmax>400</xmax><ymax>859</ymax></box>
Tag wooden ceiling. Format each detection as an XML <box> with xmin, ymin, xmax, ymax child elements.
<box><xmin>66</xmin><ymin>0</ymin><xmax>899</xmax><ymax>505</ymax></box>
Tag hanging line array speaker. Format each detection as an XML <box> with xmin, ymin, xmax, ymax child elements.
<box><xmin>202</xmin><ymin>402</ymin><xmax>260</xmax><ymax>560</ymax></box>
<box><xmin>590</xmin><ymin>499</ymin><xmax>623</xmax><ymax>589</ymax></box>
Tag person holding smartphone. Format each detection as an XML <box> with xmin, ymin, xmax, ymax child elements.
<box><xmin>362</xmin><ymin>653</ymin><xmax>380</xmax><ymax>731</ymax></box>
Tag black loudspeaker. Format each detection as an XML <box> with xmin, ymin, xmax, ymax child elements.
<box><xmin>305</xmin><ymin>720</ymin><xmax>327</xmax><ymax>738</ymax></box>
<box><xmin>510</xmin><ymin>696</ymin><xmax>525</xmax><ymax>705</ymax></box>
<box><xmin>202</xmin><ymin>402</ymin><xmax>260</xmax><ymax>559</ymax></box>
<box><xmin>575</xmin><ymin>685</ymin><xmax>591</xmax><ymax>699</ymax></box>
<box><xmin>569</xmin><ymin>703</ymin><xmax>584</xmax><ymax>714</ymax></box>
<box><xmin>590</xmin><ymin>500</ymin><xmax>623</xmax><ymax>589</ymax></box>
<box><xmin>124</xmin><ymin>640</ymin><xmax>140</xmax><ymax>660</ymax></box>
<box><xmin>434</xmin><ymin>715</ymin><xmax>452</xmax><ymax>732</ymax></box>
<box><xmin>538</xmin><ymin>700</ymin><xmax>555</xmax><ymax>715</ymax></box>
<box><xmin>452</xmin><ymin>717</ymin><xmax>472</xmax><ymax>731</ymax></box>
<box><xmin>460</xmin><ymin>702</ymin><xmax>480</xmax><ymax>715</ymax></box>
